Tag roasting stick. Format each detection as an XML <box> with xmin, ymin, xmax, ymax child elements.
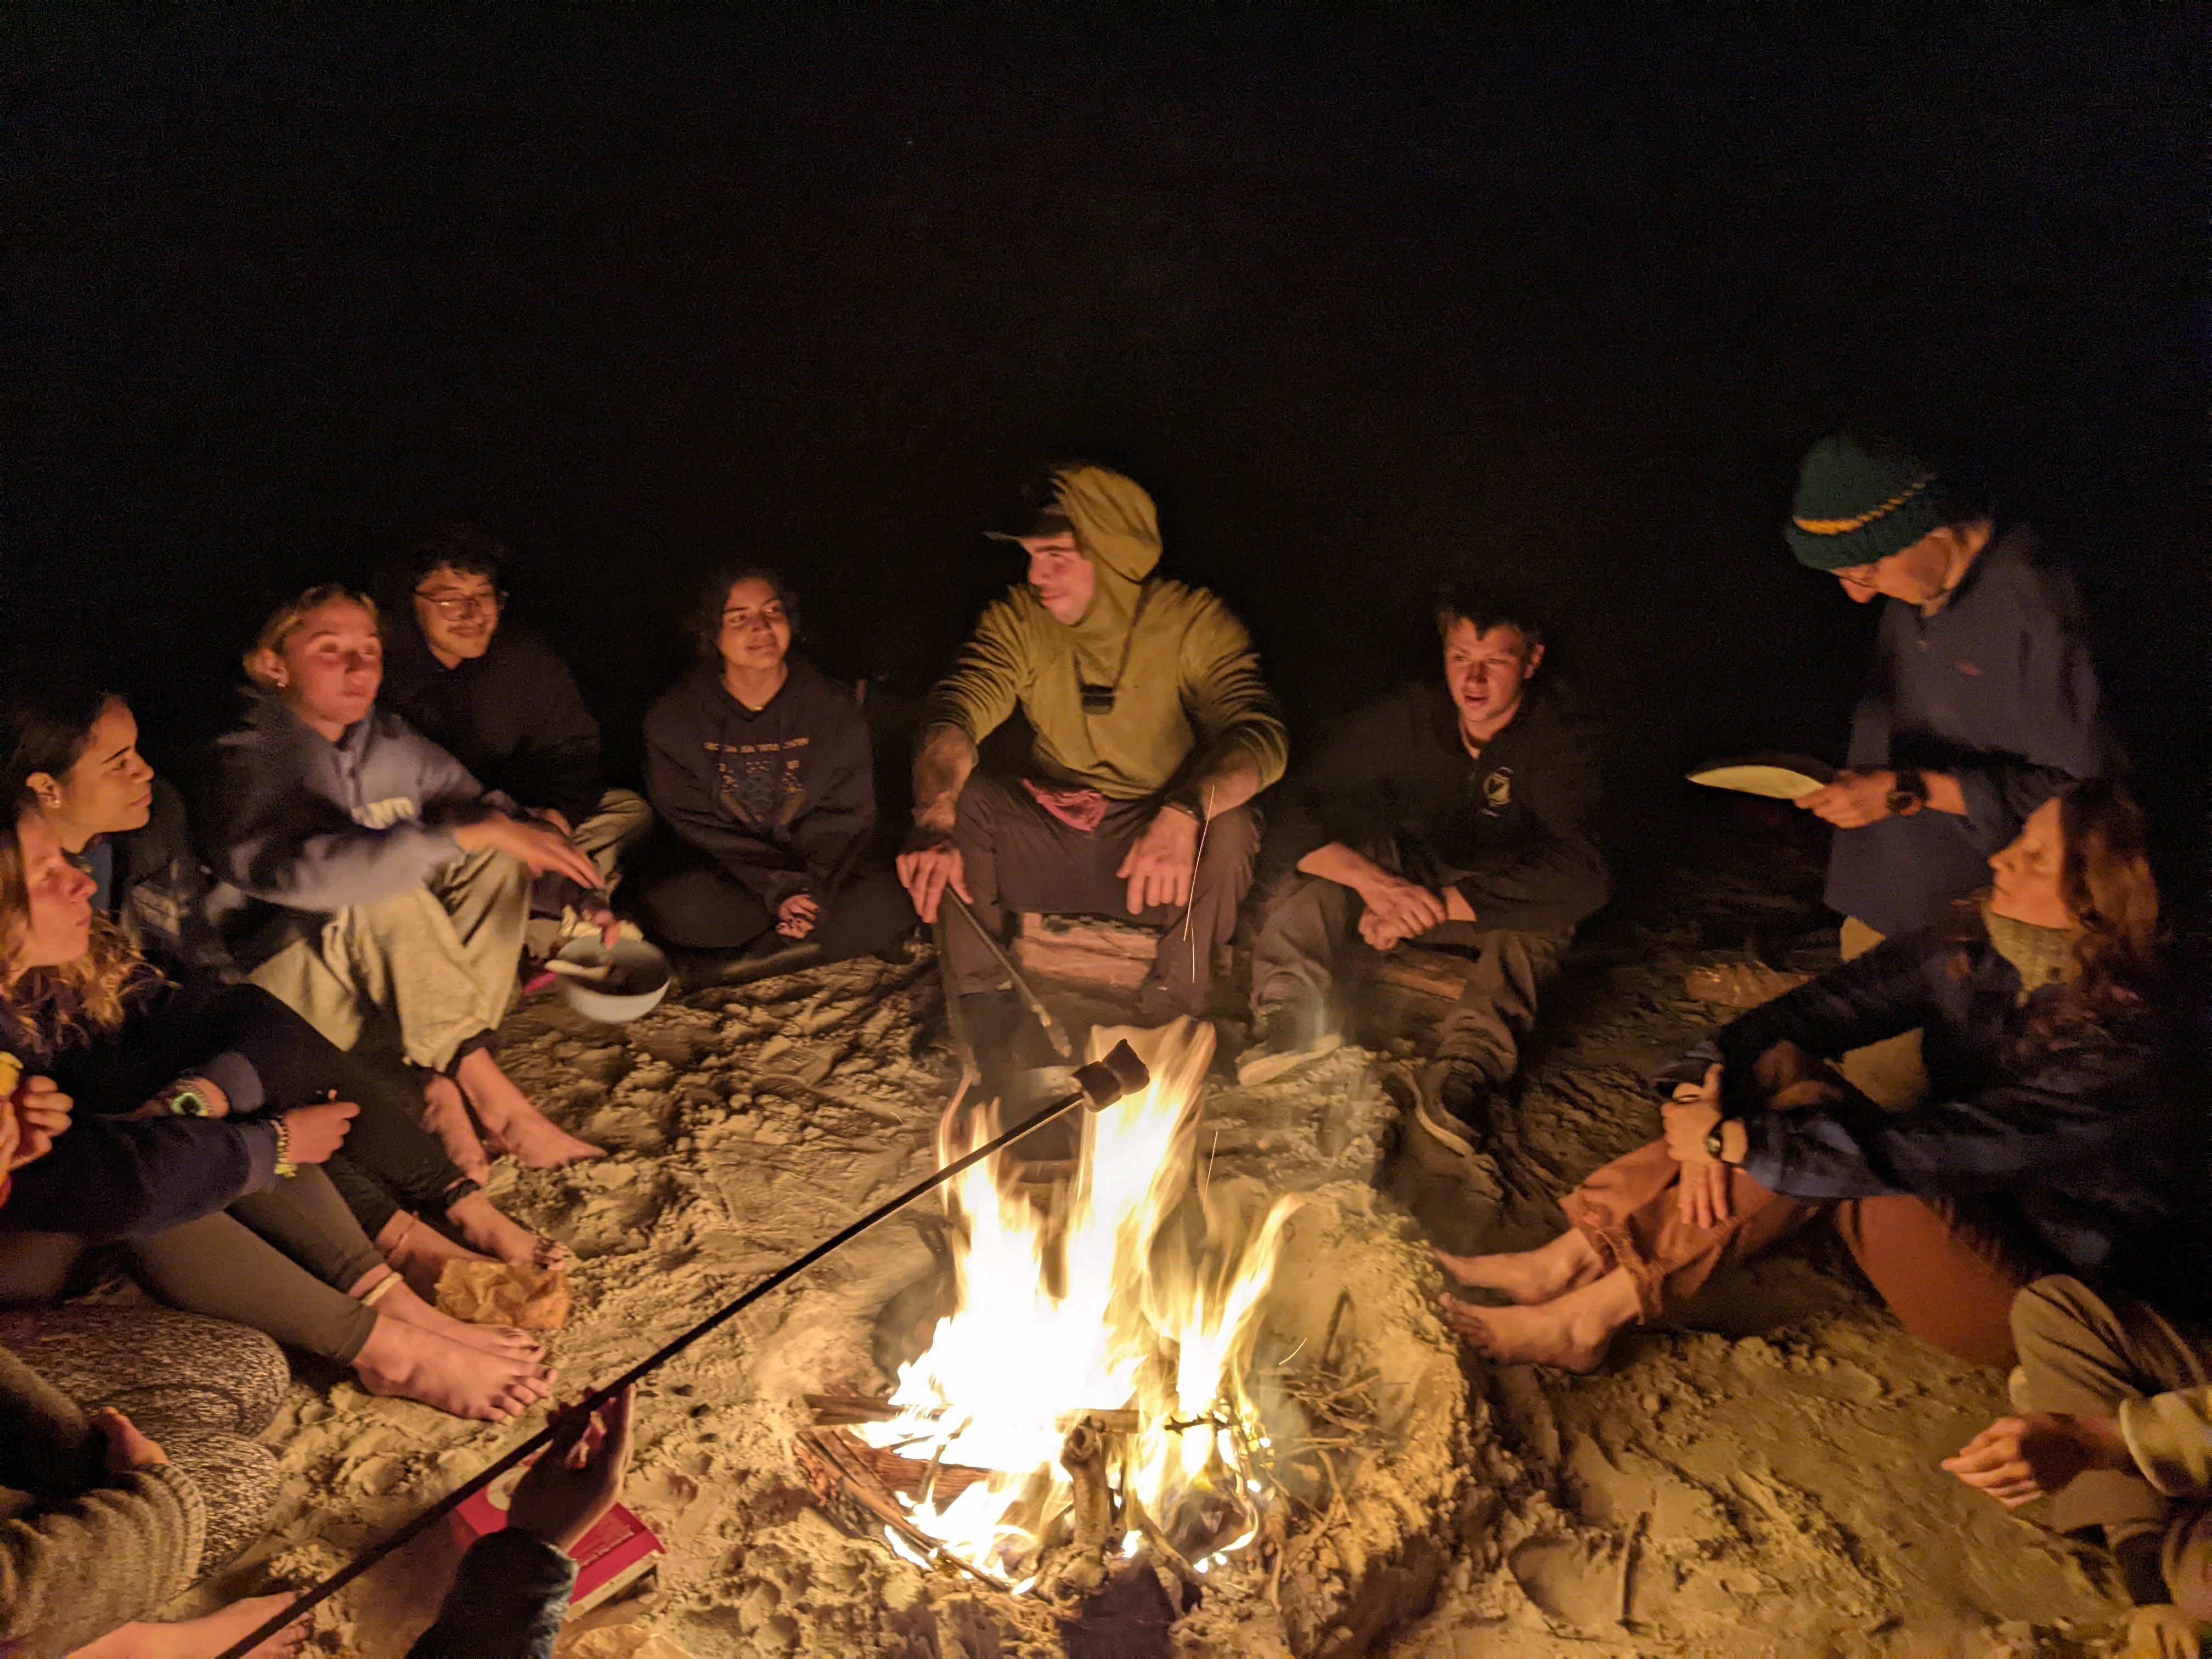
<box><xmin>213</xmin><ymin>1041</ymin><xmax>1153</xmax><ymax>1658</ymax></box>
<box><xmin>940</xmin><ymin>887</ymin><xmax>1076</xmax><ymax>1062</ymax></box>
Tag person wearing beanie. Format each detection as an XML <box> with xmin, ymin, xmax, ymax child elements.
<box><xmin>898</xmin><ymin>465</ymin><xmax>1287</xmax><ymax>1066</ymax></box>
<box><xmin>1782</xmin><ymin>434</ymin><xmax>2103</xmax><ymax>1109</ymax></box>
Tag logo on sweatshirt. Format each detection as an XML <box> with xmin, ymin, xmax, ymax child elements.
<box><xmin>709</xmin><ymin>737</ymin><xmax>811</xmax><ymax>831</ymax></box>
<box><xmin>358</xmin><ymin>797</ymin><xmax>421</xmax><ymax>830</ymax></box>
<box><xmin>1482</xmin><ymin>768</ymin><xmax>1513</xmax><ymax>812</ymax></box>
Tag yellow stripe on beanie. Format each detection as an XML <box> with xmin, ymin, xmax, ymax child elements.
<box><xmin>1791</xmin><ymin>472</ymin><xmax>1936</xmax><ymax>537</ymax></box>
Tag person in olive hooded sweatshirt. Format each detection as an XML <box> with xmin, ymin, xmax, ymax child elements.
<box><xmin>898</xmin><ymin>464</ymin><xmax>1288</xmax><ymax>1052</ymax></box>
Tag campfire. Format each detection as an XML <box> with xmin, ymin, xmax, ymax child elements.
<box><xmin>801</xmin><ymin>1020</ymin><xmax>1304</xmax><ymax>1601</ymax></box>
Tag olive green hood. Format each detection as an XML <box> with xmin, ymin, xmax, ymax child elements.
<box><xmin>1053</xmin><ymin>465</ymin><xmax>1161</xmax><ymax>679</ymax></box>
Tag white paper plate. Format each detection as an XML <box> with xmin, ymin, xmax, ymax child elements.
<box><xmin>1685</xmin><ymin>754</ymin><xmax>1836</xmax><ymax>800</ymax></box>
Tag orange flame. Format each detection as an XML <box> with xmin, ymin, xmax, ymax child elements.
<box><xmin>853</xmin><ymin>1019</ymin><xmax>1297</xmax><ymax>1585</ymax></box>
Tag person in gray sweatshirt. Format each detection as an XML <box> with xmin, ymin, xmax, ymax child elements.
<box><xmin>205</xmin><ymin>585</ymin><xmax>607</xmax><ymax>1181</ymax></box>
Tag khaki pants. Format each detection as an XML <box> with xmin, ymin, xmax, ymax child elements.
<box><xmin>1839</xmin><ymin>917</ymin><xmax>1928</xmax><ymax>1110</ymax></box>
<box><xmin>250</xmin><ymin>844</ymin><xmax>531</xmax><ymax>1072</ymax></box>
<box><xmin>571</xmin><ymin>786</ymin><xmax>654</xmax><ymax>888</ymax></box>
<box><xmin>2012</xmin><ymin>1276</ymin><xmax>2212</xmax><ymax>1544</ymax></box>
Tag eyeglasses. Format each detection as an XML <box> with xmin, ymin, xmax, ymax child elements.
<box><xmin>415</xmin><ymin>588</ymin><xmax>506</xmax><ymax>618</ymax></box>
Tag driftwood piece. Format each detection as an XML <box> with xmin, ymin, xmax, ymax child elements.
<box><xmin>1012</xmin><ymin>913</ymin><xmax>1158</xmax><ymax>996</ymax></box>
<box><xmin>795</xmin><ymin>1427</ymin><xmax>1010</xmax><ymax>1589</ymax></box>
<box><xmin>1350</xmin><ymin>943</ymin><xmax>1473</xmax><ymax>1002</ymax></box>
<box><xmin>1059</xmin><ymin>1415</ymin><xmax>1114</xmax><ymax>1593</ymax></box>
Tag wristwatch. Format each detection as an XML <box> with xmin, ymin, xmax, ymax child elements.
<box><xmin>163</xmin><ymin>1082</ymin><xmax>215</xmax><ymax>1118</ymax></box>
<box><xmin>1885</xmin><ymin>766</ymin><xmax>1928</xmax><ymax>818</ymax></box>
<box><xmin>272</xmin><ymin>1117</ymin><xmax>297</xmax><ymax>1181</ymax></box>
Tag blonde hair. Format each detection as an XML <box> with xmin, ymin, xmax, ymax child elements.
<box><xmin>244</xmin><ymin>584</ymin><xmax>381</xmax><ymax>690</ymax></box>
<box><xmin>0</xmin><ymin>794</ymin><xmax>157</xmax><ymax>1057</ymax></box>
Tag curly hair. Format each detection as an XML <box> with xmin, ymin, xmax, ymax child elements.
<box><xmin>0</xmin><ymin>792</ymin><xmax>158</xmax><ymax>1061</ymax></box>
<box><xmin>1942</xmin><ymin>776</ymin><xmax>2162</xmax><ymax>1059</ymax></box>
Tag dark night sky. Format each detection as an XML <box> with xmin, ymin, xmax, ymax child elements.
<box><xmin>4</xmin><ymin>9</ymin><xmax>2202</xmax><ymax>878</ymax></box>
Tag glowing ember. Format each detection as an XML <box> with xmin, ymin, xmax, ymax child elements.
<box><xmin>852</xmin><ymin>1019</ymin><xmax>1300</xmax><ymax>1590</ymax></box>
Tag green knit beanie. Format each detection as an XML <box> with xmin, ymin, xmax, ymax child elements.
<box><xmin>1785</xmin><ymin>434</ymin><xmax>1945</xmax><ymax>571</ymax></box>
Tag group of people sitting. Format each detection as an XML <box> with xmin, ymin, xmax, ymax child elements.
<box><xmin>2</xmin><ymin>436</ymin><xmax>2204</xmax><ymax>1652</ymax></box>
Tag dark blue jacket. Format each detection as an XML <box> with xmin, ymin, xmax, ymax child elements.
<box><xmin>406</xmin><ymin>1531</ymin><xmax>575</xmax><ymax>1659</ymax></box>
<box><xmin>1825</xmin><ymin>525</ymin><xmax>2103</xmax><ymax>936</ymax></box>
<box><xmin>77</xmin><ymin>776</ymin><xmax>240</xmax><ymax>985</ymax></box>
<box><xmin>0</xmin><ymin>1113</ymin><xmax>276</xmax><ymax>1239</ymax></box>
<box><xmin>1661</xmin><ymin>927</ymin><xmax>2204</xmax><ymax>1314</ymax></box>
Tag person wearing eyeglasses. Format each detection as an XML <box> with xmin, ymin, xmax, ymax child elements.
<box><xmin>1780</xmin><ymin>435</ymin><xmax>2103</xmax><ymax>1110</ymax></box>
<box><xmin>379</xmin><ymin>524</ymin><xmax>653</xmax><ymax>909</ymax></box>
<box><xmin>897</xmin><ymin>464</ymin><xmax>1286</xmax><ymax>1077</ymax></box>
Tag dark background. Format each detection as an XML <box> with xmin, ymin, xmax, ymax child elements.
<box><xmin>5</xmin><ymin>10</ymin><xmax>2203</xmax><ymax>900</ymax></box>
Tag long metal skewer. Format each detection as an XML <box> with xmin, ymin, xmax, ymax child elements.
<box><xmin>939</xmin><ymin>887</ymin><xmax>1075</xmax><ymax>1061</ymax></box>
<box><xmin>213</xmin><ymin>1041</ymin><xmax>1150</xmax><ymax>1658</ymax></box>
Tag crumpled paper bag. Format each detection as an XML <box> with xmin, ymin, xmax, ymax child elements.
<box><xmin>436</xmin><ymin>1259</ymin><xmax>572</xmax><ymax>1330</ymax></box>
<box><xmin>561</xmin><ymin>1627</ymin><xmax>694</xmax><ymax>1659</ymax></box>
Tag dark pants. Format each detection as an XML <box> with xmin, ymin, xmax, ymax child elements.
<box><xmin>0</xmin><ymin>1171</ymin><xmax>380</xmax><ymax>1364</ymax></box>
<box><xmin>66</xmin><ymin>980</ymin><xmax>472</xmax><ymax>1240</ymax></box>
<box><xmin>947</xmin><ymin>775</ymin><xmax>1261</xmax><ymax>1019</ymax></box>
<box><xmin>1250</xmin><ymin>851</ymin><xmax>1568</xmax><ymax>1081</ymax></box>
<box><xmin>630</xmin><ymin>845</ymin><xmax>916</xmax><ymax>957</ymax></box>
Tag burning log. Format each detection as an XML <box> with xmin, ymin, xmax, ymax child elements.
<box><xmin>794</xmin><ymin>1425</ymin><xmax>1014</xmax><ymax>1593</ymax></box>
<box><xmin>805</xmin><ymin>1393</ymin><xmax>1139</xmax><ymax>1436</ymax></box>
<box><xmin>1057</xmin><ymin>1414</ymin><xmax>1115</xmax><ymax>1594</ymax></box>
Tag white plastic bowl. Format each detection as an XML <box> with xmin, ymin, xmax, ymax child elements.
<box><xmin>553</xmin><ymin>936</ymin><xmax>673</xmax><ymax>1023</ymax></box>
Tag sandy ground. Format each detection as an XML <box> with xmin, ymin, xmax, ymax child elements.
<box><xmin>188</xmin><ymin>807</ymin><xmax>2141</xmax><ymax>1657</ymax></box>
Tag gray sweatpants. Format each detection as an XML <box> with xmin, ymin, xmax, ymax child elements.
<box><xmin>250</xmin><ymin>843</ymin><xmax>531</xmax><ymax>1072</ymax></box>
<box><xmin>1250</xmin><ymin>859</ymin><xmax>1567</xmax><ymax>1085</ymax></box>
<box><xmin>946</xmin><ymin>774</ymin><xmax>1260</xmax><ymax>1020</ymax></box>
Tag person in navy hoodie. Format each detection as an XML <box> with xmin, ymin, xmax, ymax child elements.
<box><xmin>633</xmin><ymin>567</ymin><xmax>911</xmax><ymax>968</ymax></box>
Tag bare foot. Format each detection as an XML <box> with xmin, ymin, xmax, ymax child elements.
<box><xmin>421</xmin><ymin>1072</ymin><xmax>493</xmax><ymax>1184</ymax></box>
<box><xmin>1432</xmin><ymin>1228</ymin><xmax>1604</xmax><ymax>1305</ymax></box>
<box><xmin>1438</xmin><ymin>1269</ymin><xmax>1641</xmax><ymax>1372</ymax></box>
<box><xmin>377</xmin><ymin>1210</ymin><xmax>498</xmax><ymax>1301</ymax></box>
<box><xmin>457</xmin><ymin>1049</ymin><xmax>603</xmax><ymax>1168</ymax></box>
<box><xmin>353</xmin><ymin>1316</ymin><xmax>555</xmax><ymax>1422</ymax></box>
<box><xmin>75</xmin><ymin>1596</ymin><xmax>308</xmax><ymax>1658</ymax></box>
<box><xmin>446</xmin><ymin>1190</ymin><xmax>568</xmax><ymax>1269</ymax></box>
<box><xmin>366</xmin><ymin>1274</ymin><xmax>545</xmax><ymax>1361</ymax></box>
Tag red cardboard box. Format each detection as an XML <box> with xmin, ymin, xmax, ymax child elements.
<box><xmin>451</xmin><ymin>1454</ymin><xmax>664</xmax><ymax>1616</ymax></box>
